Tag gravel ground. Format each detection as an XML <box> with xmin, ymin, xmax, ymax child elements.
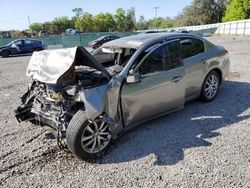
<box><xmin>0</xmin><ymin>37</ymin><xmax>249</xmax><ymax>188</ymax></box>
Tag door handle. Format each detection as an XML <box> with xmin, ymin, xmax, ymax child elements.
<box><xmin>171</xmin><ymin>76</ymin><xmax>182</xmax><ymax>83</ymax></box>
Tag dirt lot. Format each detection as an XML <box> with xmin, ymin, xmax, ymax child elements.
<box><xmin>0</xmin><ymin>37</ymin><xmax>249</xmax><ymax>187</ymax></box>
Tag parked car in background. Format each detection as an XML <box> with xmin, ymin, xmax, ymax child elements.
<box><xmin>0</xmin><ymin>39</ymin><xmax>45</xmax><ymax>57</ymax></box>
<box><xmin>178</xmin><ymin>29</ymin><xmax>189</xmax><ymax>33</ymax></box>
<box><xmin>39</xmin><ymin>30</ymin><xmax>48</xmax><ymax>37</ymax></box>
<box><xmin>15</xmin><ymin>33</ymin><xmax>230</xmax><ymax>160</ymax></box>
<box><xmin>65</xmin><ymin>29</ymin><xmax>80</xmax><ymax>35</ymax></box>
<box><xmin>142</xmin><ymin>30</ymin><xmax>160</xmax><ymax>34</ymax></box>
<box><xmin>89</xmin><ymin>35</ymin><xmax>120</xmax><ymax>49</ymax></box>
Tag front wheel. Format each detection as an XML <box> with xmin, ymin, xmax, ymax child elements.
<box><xmin>200</xmin><ymin>70</ymin><xmax>220</xmax><ymax>102</ymax></box>
<box><xmin>0</xmin><ymin>50</ymin><xmax>10</xmax><ymax>57</ymax></box>
<box><xmin>66</xmin><ymin>110</ymin><xmax>112</xmax><ymax>160</ymax></box>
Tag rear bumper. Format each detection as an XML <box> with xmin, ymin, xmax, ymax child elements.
<box><xmin>15</xmin><ymin>105</ymin><xmax>58</xmax><ymax>129</ymax></box>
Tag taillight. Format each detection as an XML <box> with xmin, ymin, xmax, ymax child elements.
<box><xmin>224</xmin><ymin>49</ymin><xmax>229</xmax><ymax>55</ymax></box>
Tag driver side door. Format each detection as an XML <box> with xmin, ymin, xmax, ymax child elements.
<box><xmin>121</xmin><ymin>40</ymin><xmax>185</xmax><ymax>126</ymax></box>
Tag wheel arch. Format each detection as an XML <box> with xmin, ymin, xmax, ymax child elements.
<box><xmin>210</xmin><ymin>68</ymin><xmax>222</xmax><ymax>85</ymax></box>
<box><xmin>0</xmin><ymin>49</ymin><xmax>10</xmax><ymax>57</ymax></box>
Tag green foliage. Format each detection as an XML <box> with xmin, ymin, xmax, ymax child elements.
<box><xmin>50</xmin><ymin>16</ymin><xmax>73</xmax><ymax>34</ymax></box>
<box><xmin>125</xmin><ymin>8</ymin><xmax>136</xmax><ymax>31</ymax></box>
<box><xmin>135</xmin><ymin>16</ymin><xmax>148</xmax><ymax>30</ymax></box>
<box><xmin>29</xmin><ymin>23</ymin><xmax>43</xmax><ymax>32</ymax></box>
<box><xmin>42</xmin><ymin>22</ymin><xmax>51</xmax><ymax>33</ymax></box>
<box><xmin>75</xmin><ymin>12</ymin><xmax>93</xmax><ymax>32</ymax></box>
<box><xmin>72</xmin><ymin>8</ymin><xmax>83</xmax><ymax>18</ymax></box>
<box><xmin>114</xmin><ymin>8</ymin><xmax>126</xmax><ymax>31</ymax></box>
<box><xmin>175</xmin><ymin>0</ymin><xmax>230</xmax><ymax>26</ymax></box>
<box><xmin>93</xmin><ymin>12</ymin><xmax>116</xmax><ymax>32</ymax></box>
<box><xmin>223</xmin><ymin>0</ymin><xmax>250</xmax><ymax>21</ymax></box>
<box><xmin>74</xmin><ymin>8</ymin><xmax>137</xmax><ymax>32</ymax></box>
<box><xmin>148</xmin><ymin>17</ymin><xmax>173</xmax><ymax>28</ymax></box>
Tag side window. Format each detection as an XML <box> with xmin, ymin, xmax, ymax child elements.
<box><xmin>138</xmin><ymin>44</ymin><xmax>165</xmax><ymax>75</ymax></box>
<box><xmin>181</xmin><ymin>38</ymin><xmax>205</xmax><ymax>59</ymax></box>
<box><xmin>24</xmin><ymin>40</ymin><xmax>32</xmax><ymax>45</ymax></box>
<box><xmin>14</xmin><ymin>40</ymin><xmax>23</xmax><ymax>46</ymax></box>
<box><xmin>166</xmin><ymin>41</ymin><xmax>182</xmax><ymax>70</ymax></box>
<box><xmin>135</xmin><ymin>41</ymin><xmax>182</xmax><ymax>75</ymax></box>
<box><xmin>104</xmin><ymin>36</ymin><xmax>110</xmax><ymax>41</ymax></box>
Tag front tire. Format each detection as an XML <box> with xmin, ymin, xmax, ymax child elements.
<box><xmin>66</xmin><ymin>110</ymin><xmax>112</xmax><ymax>160</ymax></box>
<box><xmin>0</xmin><ymin>50</ymin><xmax>10</xmax><ymax>57</ymax></box>
<box><xmin>200</xmin><ymin>70</ymin><xmax>220</xmax><ymax>102</ymax></box>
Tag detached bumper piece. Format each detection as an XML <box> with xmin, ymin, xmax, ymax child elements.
<box><xmin>15</xmin><ymin>105</ymin><xmax>58</xmax><ymax>130</ymax></box>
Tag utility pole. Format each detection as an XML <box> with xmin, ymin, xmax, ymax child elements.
<box><xmin>153</xmin><ymin>7</ymin><xmax>159</xmax><ymax>28</ymax></box>
<box><xmin>28</xmin><ymin>16</ymin><xmax>31</xmax><ymax>27</ymax></box>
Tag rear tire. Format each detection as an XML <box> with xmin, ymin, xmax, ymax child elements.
<box><xmin>200</xmin><ymin>70</ymin><xmax>220</xmax><ymax>102</ymax></box>
<box><xmin>0</xmin><ymin>50</ymin><xmax>10</xmax><ymax>57</ymax></box>
<box><xmin>66</xmin><ymin>110</ymin><xmax>112</xmax><ymax>160</ymax></box>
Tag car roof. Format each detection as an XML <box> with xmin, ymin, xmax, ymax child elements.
<box><xmin>13</xmin><ymin>38</ymin><xmax>43</xmax><ymax>42</ymax></box>
<box><xmin>102</xmin><ymin>33</ymin><xmax>201</xmax><ymax>49</ymax></box>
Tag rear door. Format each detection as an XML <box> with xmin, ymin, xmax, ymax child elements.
<box><xmin>23</xmin><ymin>40</ymin><xmax>34</xmax><ymax>53</ymax></box>
<box><xmin>121</xmin><ymin>39</ymin><xmax>185</xmax><ymax>126</ymax></box>
<box><xmin>180</xmin><ymin>37</ymin><xmax>206</xmax><ymax>99</ymax></box>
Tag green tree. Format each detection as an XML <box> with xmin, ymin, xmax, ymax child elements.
<box><xmin>50</xmin><ymin>16</ymin><xmax>73</xmax><ymax>34</ymax></box>
<box><xmin>223</xmin><ymin>0</ymin><xmax>250</xmax><ymax>21</ymax></box>
<box><xmin>29</xmin><ymin>23</ymin><xmax>43</xmax><ymax>32</ymax></box>
<box><xmin>135</xmin><ymin>15</ymin><xmax>148</xmax><ymax>30</ymax></box>
<box><xmin>125</xmin><ymin>8</ymin><xmax>136</xmax><ymax>31</ymax></box>
<box><xmin>42</xmin><ymin>22</ymin><xmax>51</xmax><ymax>33</ymax></box>
<box><xmin>148</xmin><ymin>17</ymin><xmax>173</xmax><ymax>28</ymax></box>
<box><xmin>75</xmin><ymin>12</ymin><xmax>93</xmax><ymax>32</ymax></box>
<box><xmin>175</xmin><ymin>0</ymin><xmax>230</xmax><ymax>26</ymax></box>
<box><xmin>114</xmin><ymin>8</ymin><xmax>126</xmax><ymax>31</ymax></box>
<box><xmin>93</xmin><ymin>12</ymin><xmax>116</xmax><ymax>32</ymax></box>
<box><xmin>72</xmin><ymin>8</ymin><xmax>83</xmax><ymax>18</ymax></box>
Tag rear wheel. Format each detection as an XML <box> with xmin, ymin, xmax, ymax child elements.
<box><xmin>0</xmin><ymin>50</ymin><xmax>10</xmax><ymax>57</ymax></box>
<box><xmin>200</xmin><ymin>70</ymin><xmax>220</xmax><ymax>102</ymax></box>
<box><xmin>66</xmin><ymin>110</ymin><xmax>112</xmax><ymax>160</ymax></box>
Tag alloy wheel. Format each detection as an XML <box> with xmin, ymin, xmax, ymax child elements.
<box><xmin>80</xmin><ymin>119</ymin><xmax>111</xmax><ymax>154</ymax></box>
<box><xmin>205</xmin><ymin>74</ymin><xmax>219</xmax><ymax>99</ymax></box>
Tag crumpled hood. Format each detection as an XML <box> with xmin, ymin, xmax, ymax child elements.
<box><xmin>26</xmin><ymin>46</ymin><xmax>111</xmax><ymax>84</ymax></box>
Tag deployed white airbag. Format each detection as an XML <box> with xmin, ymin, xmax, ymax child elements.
<box><xmin>26</xmin><ymin>47</ymin><xmax>77</xmax><ymax>84</ymax></box>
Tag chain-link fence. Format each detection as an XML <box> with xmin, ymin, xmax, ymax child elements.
<box><xmin>0</xmin><ymin>32</ymin><xmax>137</xmax><ymax>49</ymax></box>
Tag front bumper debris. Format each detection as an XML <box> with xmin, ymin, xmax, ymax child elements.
<box><xmin>15</xmin><ymin>105</ymin><xmax>59</xmax><ymax>129</ymax></box>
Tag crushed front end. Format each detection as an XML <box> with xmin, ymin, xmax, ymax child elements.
<box><xmin>15</xmin><ymin>46</ymin><xmax>112</xmax><ymax>147</ymax></box>
<box><xmin>15</xmin><ymin>81</ymin><xmax>81</xmax><ymax>132</ymax></box>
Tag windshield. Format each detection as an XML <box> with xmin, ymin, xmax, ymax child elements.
<box><xmin>93</xmin><ymin>47</ymin><xmax>137</xmax><ymax>67</ymax></box>
<box><xmin>96</xmin><ymin>36</ymin><xmax>105</xmax><ymax>41</ymax></box>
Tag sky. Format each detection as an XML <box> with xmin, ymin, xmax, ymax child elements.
<box><xmin>0</xmin><ymin>0</ymin><xmax>192</xmax><ymax>30</ymax></box>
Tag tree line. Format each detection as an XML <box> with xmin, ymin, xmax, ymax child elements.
<box><xmin>28</xmin><ymin>0</ymin><xmax>250</xmax><ymax>35</ymax></box>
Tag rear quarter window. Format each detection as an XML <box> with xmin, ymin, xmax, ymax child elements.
<box><xmin>181</xmin><ymin>38</ymin><xmax>205</xmax><ymax>59</ymax></box>
<box><xmin>205</xmin><ymin>41</ymin><xmax>216</xmax><ymax>51</ymax></box>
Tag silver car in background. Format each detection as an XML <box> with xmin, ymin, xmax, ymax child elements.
<box><xmin>15</xmin><ymin>33</ymin><xmax>230</xmax><ymax>160</ymax></box>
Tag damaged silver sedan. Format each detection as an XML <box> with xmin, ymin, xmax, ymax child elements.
<box><xmin>15</xmin><ymin>33</ymin><xmax>230</xmax><ymax>160</ymax></box>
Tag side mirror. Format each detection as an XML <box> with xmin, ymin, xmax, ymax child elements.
<box><xmin>126</xmin><ymin>72</ymin><xmax>141</xmax><ymax>84</ymax></box>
